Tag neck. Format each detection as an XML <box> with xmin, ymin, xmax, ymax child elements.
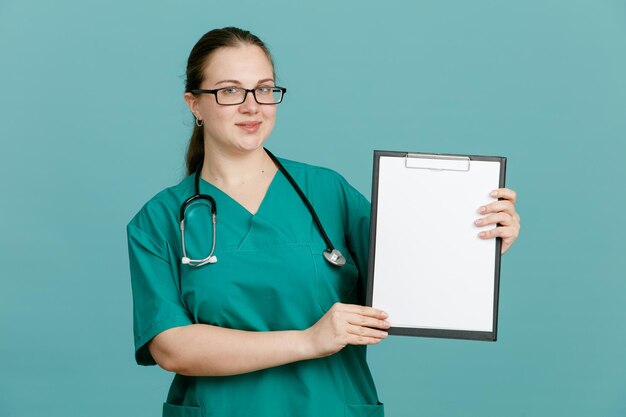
<box><xmin>200</xmin><ymin>146</ymin><xmax>275</xmax><ymax>187</ymax></box>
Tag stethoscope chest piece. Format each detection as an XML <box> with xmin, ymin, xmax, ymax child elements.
<box><xmin>323</xmin><ymin>249</ymin><xmax>346</xmax><ymax>267</ymax></box>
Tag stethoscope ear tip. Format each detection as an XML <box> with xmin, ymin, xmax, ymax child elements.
<box><xmin>181</xmin><ymin>256</ymin><xmax>217</xmax><ymax>266</ymax></box>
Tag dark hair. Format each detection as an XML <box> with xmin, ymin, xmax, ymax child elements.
<box><xmin>184</xmin><ymin>27</ymin><xmax>275</xmax><ymax>176</ymax></box>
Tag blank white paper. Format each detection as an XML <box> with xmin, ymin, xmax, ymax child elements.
<box><xmin>371</xmin><ymin>155</ymin><xmax>501</xmax><ymax>332</ymax></box>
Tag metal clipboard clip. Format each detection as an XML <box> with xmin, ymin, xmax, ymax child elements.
<box><xmin>405</xmin><ymin>153</ymin><xmax>471</xmax><ymax>172</ymax></box>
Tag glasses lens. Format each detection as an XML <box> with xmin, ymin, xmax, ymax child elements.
<box><xmin>256</xmin><ymin>87</ymin><xmax>283</xmax><ymax>104</ymax></box>
<box><xmin>216</xmin><ymin>88</ymin><xmax>246</xmax><ymax>105</ymax></box>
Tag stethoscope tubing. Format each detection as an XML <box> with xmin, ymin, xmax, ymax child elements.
<box><xmin>180</xmin><ymin>148</ymin><xmax>346</xmax><ymax>267</ymax></box>
<box><xmin>264</xmin><ymin>149</ymin><xmax>340</xmax><ymax>257</ymax></box>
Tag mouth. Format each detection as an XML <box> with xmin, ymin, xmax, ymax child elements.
<box><xmin>235</xmin><ymin>121</ymin><xmax>261</xmax><ymax>133</ymax></box>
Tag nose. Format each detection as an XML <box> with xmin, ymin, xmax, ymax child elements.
<box><xmin>239</xmin><ymin>90</ymin><xmax>259</xmax><ymax>114</ymax></box>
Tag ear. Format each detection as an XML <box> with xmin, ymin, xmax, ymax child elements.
<box><xmin>184</xmin><ymin>92</ymin><xmax>200</xmax><ymax>119</ymax></box>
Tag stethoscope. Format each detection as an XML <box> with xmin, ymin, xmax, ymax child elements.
<box><xmin>179</xmin><ymin>148</ymin><xmax>346</xmax><ymax>268</ymax></box>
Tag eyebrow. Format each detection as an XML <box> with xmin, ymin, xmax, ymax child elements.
<box><xmin>215</xmin><ymin>78</ymin><xmax>275</xmax><ymax>86</ymax></box>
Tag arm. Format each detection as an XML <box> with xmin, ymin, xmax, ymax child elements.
<box><xmin>149</xmin><ymin>303</ymin><xmax>390</xmax><ymax>377</ymax></box>
<box><xmin>149</xmin><ymin>324</ymin><xmax>309</xmax><ymax>376</ymax></box>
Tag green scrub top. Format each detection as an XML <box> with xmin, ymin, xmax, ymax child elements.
<box><xmin>127</xmin><ymin>157</ymin><xmax>384</xmax><ymax>417</ymax></box>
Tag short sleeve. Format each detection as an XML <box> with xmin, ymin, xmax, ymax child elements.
<box><xmin>127</xmin><ymin>223</ymin><xmax>193</xmax><ymax>366</ymax></box>
<box><xmin>343</xmin><ymin>184</ymin><xmax>372</xmax><ymax>305</ymax></box>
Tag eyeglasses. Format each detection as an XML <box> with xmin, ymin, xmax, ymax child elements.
<box><xmin>190</xmin><ymin>86</ymin><xmax>287</xmax><ymax>105</ymax></box>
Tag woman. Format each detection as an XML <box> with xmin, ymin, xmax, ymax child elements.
<box><xmin>127</xmin><ymin>27</ymin><xmax>520</xmax><ymax>417</ymax></box>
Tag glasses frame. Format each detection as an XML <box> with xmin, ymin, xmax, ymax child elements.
<box><xmin>190</xmin><ymin>86</ymin><xmax>287</xmax><ymax>105</ymax></box>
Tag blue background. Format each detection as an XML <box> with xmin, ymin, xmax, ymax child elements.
<box><xmin>1</xmin><ymin>1</ymin><xmax>625</xmax><ymax>416</ymax></box>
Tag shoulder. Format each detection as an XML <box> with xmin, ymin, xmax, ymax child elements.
<box><xmin>277</xmin><ymin>157</ymin><xmax>352</xmax><ymax>189</ymax></box>
<box><xmin>276</xmin><ymin>156</ymin><xmax>369</xmax><ymax>207</ymax></box>
<box><xmin>127</xmin><ymin>175</ymin><xmax>195</xmax><ymax>235</ymax></box>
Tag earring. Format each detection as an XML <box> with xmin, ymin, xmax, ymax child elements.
<box><xmin>195</xmin><ymin>116</ymin><xmax>204</xmax><ymax>127</ymax></box>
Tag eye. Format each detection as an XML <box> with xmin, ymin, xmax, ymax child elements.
<box><xmin>222</xmin><ymin>87</ymin><xmax>241</xmax><ymax>95</ymax></box>
<box><xmin>256</xmin><ymin>86</ymin><xmax>274</xmax><ymax>95</ymax></box>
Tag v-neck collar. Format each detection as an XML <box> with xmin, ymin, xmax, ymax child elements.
<box><xmin>198</xmin><ymin>169</ymin><xmax>281</xmax><ymax>218</ymax></box>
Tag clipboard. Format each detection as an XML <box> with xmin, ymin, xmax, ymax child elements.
<box><xmin>366</xmin><ymin>150</ymin><xmax>506</xmax><ymax>341</ymax></box>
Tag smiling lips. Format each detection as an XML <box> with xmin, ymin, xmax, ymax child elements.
<box><xmin>236</xmin><ymin>121</ymin><xmax>261</xmax><ymax>133</ymax></box>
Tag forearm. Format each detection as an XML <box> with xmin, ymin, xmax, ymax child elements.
<box><xmin>149</xmin><ymin>323</ymin><xmax>314</xmax><ymax>377</ymax></box>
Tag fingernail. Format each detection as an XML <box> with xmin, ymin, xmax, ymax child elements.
<box><xmin>381</xmin><ymin>311</ymin><xmax>388</xmax><ymax>318</ymax></box>
<box><xmin>474</xmin><ymin>219</ymin><xmax>483</xmax><ymax>225</ymax></box>
<box><xmin>381</xmin><ymin>331</ymin><xmax>388</xmax><ymax>337</ymax></box>
<box><xmin>479</xmin><ymin>232</ymin><xmax>487</xmax><ymax>238</ymax></box>
<box><xmin>383</xmin><ymin>320</ymin><xmax>391</xmax><ymax>326</ymax></box>
<box><xmin>479</xmin><ymin>206</ymin><xmax>486</xmax><ymax>213</ymax></box>
<box><xmin>490</xmin><ymin>191</ymin><xmax>498</xmax><ymax>197</ymax></box>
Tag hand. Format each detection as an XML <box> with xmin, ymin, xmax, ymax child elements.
<box><xmin>303</xmin><ymin>303</ymin><xmax>390</xmax><ymax>359</ymax></box>
<box><xmin>475</xmin><ymin>188</ymin><xmax>521</xmax><ymax>254</ymax></box>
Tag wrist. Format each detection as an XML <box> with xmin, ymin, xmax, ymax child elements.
<box><xmin>297</xmin><ymin>328</ymin><xmax>316</xmax><ymax>360</ymax></box>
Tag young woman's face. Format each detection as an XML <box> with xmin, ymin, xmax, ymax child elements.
<box><xmin>186</xmin><ymin>45</ymin><xmax>277</xmax><ymax>155</ymax></box>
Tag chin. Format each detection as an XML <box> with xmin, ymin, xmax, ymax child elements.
<box><xmin>237</xmin><ymin>132</ymin><xmax>271</xmax><ymax>150</ymax></box>
<box><xmin>234</xmin><ymin>137</ymin><xmax>269</xmax><ymax>153</ymax></box>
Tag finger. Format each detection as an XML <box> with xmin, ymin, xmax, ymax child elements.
<box><xmin>341</xmin><ymin>303</ymin><xmax>389</xmax><ymax>319</ymax></box>
<box><xmin>350</xmin><ymin>336</ymin><xmax>384</xmax><ymax>345</ymax></box>
<box><xmin>346</xmin><ymin>313</ymin><xmax>391</xmax><ymax>330</ymax></box>
<box><xmin>346</xmin><ymin>333</ymin><xmax>386</xmax><ymax>345</ymax></box>
<box><xmin>478</xmin><ymin>200</ymin><xmax>516</xmax><ymax>216</ymax></box>
<box><xmin>501</xmin><ymin>240</ymin><xmax>513</xmax><ymax>255</ymax></box>
<box><xmin>347</xmin><ymin>324</ymin><xmax>389</xmax><ymax>340</ymax></box>
<box><xmin>474</xmin><ymin>213</ymin><xmax>514</xmax><ymax>227</ymax></box>
<box><xmin>478</xmin><ymin>225</ymin><xmax>519</xmax><ymax>240</ymax></box>
<box><xmin>490</xmin><ymin>188</ymin><xmax>517</xmax><ymax>203</ymax></box>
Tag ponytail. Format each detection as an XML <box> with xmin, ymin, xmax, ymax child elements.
<box><xmin>185</xmin><ymin>125</ymin><xmax>205</xmax><ymax>176</ymax></box>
